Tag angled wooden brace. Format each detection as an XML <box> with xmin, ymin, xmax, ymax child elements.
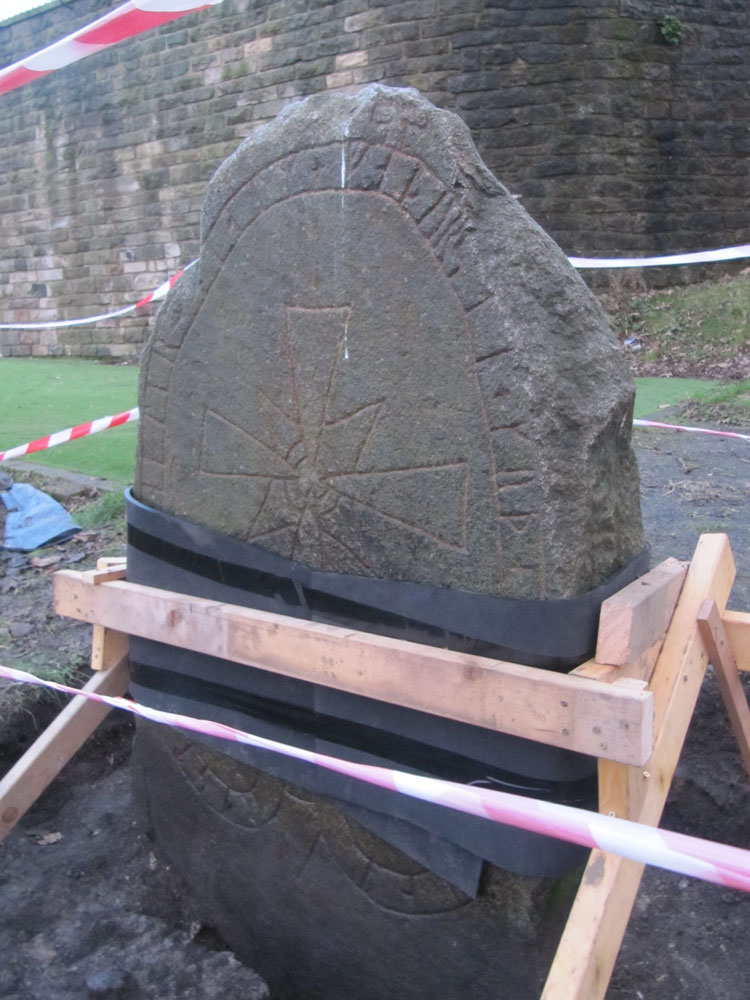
<box><xmin>697</xmin><ymin>599</ymin><xmax>750</xmax><ymax>779</ymax></box>
<box><xmin>542</xmin><ymin>534</ymin><xmax>736</xmax><ymax>1000</ymax></box>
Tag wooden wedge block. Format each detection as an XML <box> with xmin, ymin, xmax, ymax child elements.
<box><xmin>83</xmin><ymin>565</ymin><xmax>127</xmax><ymax>586</ymax></box>
<box><xmin>595</xmin><ymin>557</ymin><xmax>688</xmax><ymax>679</ymax></box>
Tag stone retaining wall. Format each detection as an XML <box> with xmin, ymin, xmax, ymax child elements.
<box><xmin>1</xmin><ymin>0</ymin><xmax>747</xmax><ymax>357</ymax></box>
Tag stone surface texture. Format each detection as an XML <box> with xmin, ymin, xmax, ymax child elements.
<box><xmin>133</xmin><ymin>721</ymin><xmax>577</xmax><ymax>1000</ymax></box>
<box><xmin>132</xmin><ymin>86</ymin><xmax>644</xmax><ymax>1000</ymax></box>
<box><xmin>135</xmin><ymin>84</ymin><xmax>643</xmax><ymax>601</ymax></box>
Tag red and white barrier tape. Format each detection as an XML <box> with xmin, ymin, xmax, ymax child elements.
<box><xmin>570</xmin><ymin>244</ymin><xmax>750</xmax><ymax>269</ymax></box>
<box><xmin>0</xmin><ymin>1</ymin><xmax>224</xmax><ymax>97</ymax></box>
<box><xmin>5</xmin><ymin>235</ymin><xmax>750</xmax><ymax>330</ymax></box>
<box><xmin>0</xmin><ymin>408</ymin><xmax>139</xmax><ymax>464</ymax></box>
<box><xmin>2</xmin><ymin>410</ymin><xmax>747</xmax><ymax>466</ymax></box>
<box><xmin>0</xmin><ymin>262</ymin><xmax>194</xmax><ymax>331</ymax></box>
<box><xmin>4</xmin><ymin>238</ymin><xmax>749</xmax><ymax>332</ymax></box>
<box><xmin>634</xmin><ymin>419</ymin><xmax>750</xmax><ymax>443</ymax></box>
<box><xmin>1</xmin><ymin>661</ymin><xmax>749</xmax><ymax>892</ymax></box>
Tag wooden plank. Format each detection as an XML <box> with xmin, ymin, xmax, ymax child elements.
<box><xmin>573</xmin><ymin>559</ymin><xmax>688</xmax><ymax>685</ymax></box>
<box><xmin>90</xmin><ymin>624</ymin><xmax>129</xmax><ymax>672</ymax></box>
<box><xmin>698</xmin><ymin>599</ymin><xmax>750</xmax><ymax>778</ymax></box>
<box><xmin>83</xmin><ymin>565</ymin><xmax>127</xmax><ymax>586</ymax></box>
<box><xmin>595</xmin><ymin>557</ymin><xmax>688</xmax><ymax>677</ymax></box>
<box><xmin>542</xmin><ymin>534</ymin><xmax>736</xmax><ymax>1000</ymax></box>
<box><xmin>646</xmin><ymin>534</ymin><xmax>734</xmax><ymax>753</ymax></box>
<box><xmin>0</xmin><ymin>655</ymin><xmax>130</xmax><ymax>844</ymax></box>
<box><xmin>97</xmin><ymin>557</ymin><xmax>127</xmax><ymax>569</ymax></box>
<box><xmin>570</xmin><ymin>659</ymin><xmax>620</xmax><ymax>683</ymax></box>
<box><xmin>543</xmin><ymin>849</ymin><xmax>646</xmax><ymax>1000</ymax></box>
<box><xmin>53</xmin><ymin>571</ymin><xmax>654</xmax><ymax>766</ymax></box>
<box><xmin>723</xmin><ymin>611</ymin><xmax>750</xmax><ymax>672</ymax></box>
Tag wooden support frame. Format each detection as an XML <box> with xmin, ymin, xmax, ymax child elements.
<box><xmin>0</xmin><ymin>552</ymin><xmax>131</xmax><ymax>845</ymax></box>
<box><xmin>2</xmin><ymin>533</ymin><xmax>748</xmax><ymax>999</ymax></box>
<box><xmin>697</xmin><ymin>599</ymin><xmax>750</xmax><ymax>777</ymax></box>
<box><xmin>542</xmin><ymin>533</ymin><xmax>739</xmax><ymax>1000</ymax></box>
<box><xmin>53</xmin><ymin>570</ymin><xmax>654</xmax><ymax>766</ymax></box>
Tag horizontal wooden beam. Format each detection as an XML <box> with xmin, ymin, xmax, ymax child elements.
<box><xmin>0</xmin><ymin>655</ymin><xmax>130</xmax><ymax>844</ymax></box>
<box><xmin>53</xmin><ymin>571</ymin><xmax>654</xmax><ymax>766</ymax></box>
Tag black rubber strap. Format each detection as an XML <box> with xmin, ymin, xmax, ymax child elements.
<box><xmin>126</xmin><ymin>488</ymin><xmax>650</xmax><ymax>669</ymax></box>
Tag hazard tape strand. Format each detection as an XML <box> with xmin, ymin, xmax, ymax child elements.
<box><xmin>0</xmin><ymin>408</ymin><xmax>139</xmax><ymax>463</ymax></box>
<box><xmin>634</xmin><ymin>419</ymin><xmax>750</xmax><ymax>443</ymax></box>
<box><xmin>1</xmin><ymin>662</ymin><xmax>749</xmax><ymax>892</ymax></box>
<box><xmin>570</xmin><ymin>243</ymin><xmax>750</xmax><ymax>269</ymax></box>
<box><xmin>0</xmin><ymin>1</ymin><xmax>224</xmax><ymax>97</ymax></box>
<box><xmin>3</xmin><ymin>240</ymin><xmax>749</xmax><ymax>332</ymax></box>
<box><xmin>0</xmin><ymin>262</ymin><xmax>194</xmax><ymax>331</ymax></box>
<box><xmin>2</xmin><ymin>410</ymin><xmax>747</xmax><ymax>465</ymax></box>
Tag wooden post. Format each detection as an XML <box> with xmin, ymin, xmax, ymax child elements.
<box><xmin>720</xmin><ymin>610</ymin><xmax>750</xmax><ymax>673</ymax></box>
<box><xmin>697</xmin><ymin>599</ymin><xmax>750</xmax><ymax>779</ymax></box>
<box><xmin>90</xmin><ymin>624</ymin><xmax>129</xmax><ymax>671</ymax></box>
<box><xmin>542</xmin><ymin>534</ymin><xmax>736</xmax><ymax>1000</ymax></box>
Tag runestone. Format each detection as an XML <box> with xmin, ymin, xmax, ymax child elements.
<box><xmin>136</xmin><ymin>85</ymin><xmax>643</xmax><ymax>600</ymax></box>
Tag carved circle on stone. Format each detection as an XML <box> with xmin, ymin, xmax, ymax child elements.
<box><xmin>138</xmin><ymin>94</ymin><xmax>643</xmax><ymax>600</ymax></box>
<box><xmin>170</xmin><ymin>730</ymin><xmax>285</xmax><ymax>830</ymax></box>
<box><xmin>159</xmin><ymin>727</ymin><xmax>473</xmax><ymax>916</ymax></box>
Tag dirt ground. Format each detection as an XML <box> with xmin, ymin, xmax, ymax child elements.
<box><xmin>1</xmin><ymin>418</ymin><xmax>750</xmax><ymax>1000</ymax></box>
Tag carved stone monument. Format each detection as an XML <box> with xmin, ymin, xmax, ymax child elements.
<box><xmin>130</xmin><ymin>86</ymin><xmax>645</xmax><ymax>999</ymax></box>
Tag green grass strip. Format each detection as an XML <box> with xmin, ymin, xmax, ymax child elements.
<box><xmin>0</xmin><ymin>360</ymin><xmax>738</xmax><ymax>488</ymax></box>
<box><xmin>1</xmin><ymin>358</ymin><xmax>139</xmax><ymax>484</ymax></box>
<box><xmin>633</xmin><ymin>376</ymin><xmax>722</xmax><ymax>418</ymax></box>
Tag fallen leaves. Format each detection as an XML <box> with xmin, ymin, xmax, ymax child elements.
<box><xmin>31</xmin><ymin>555</ymin><xmax>62</xmax><ymax>570</ymax></box>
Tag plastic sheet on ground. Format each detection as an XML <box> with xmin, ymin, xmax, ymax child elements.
<box><xmin>1</xmin><ymin>482</ymin><xmax>79</xmax><ymax>551</ymax></box>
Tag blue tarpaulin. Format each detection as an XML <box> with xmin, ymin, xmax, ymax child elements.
<box><xmin>1</xmin><ymin>483</ymin><xmax>80</xmax><ymax>551</ymax></box>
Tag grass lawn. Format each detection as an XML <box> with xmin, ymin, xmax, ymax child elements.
<box><xmin>631</xmin><ymin>376</ymin><xmax>722</xmax><ymax>418</ymax></box>
<box><xmin>1</xmin><ymin>358</ymin><xmax>139</xmax><ymax>484</ymax></box>
<box><xmin>1</xmin><ymin>301</ymin><xmax>747</xmax><ymax>489</ymax></box>
<box><xmin>606</xmin><ymin>272</ymin><xmax>750</xmax><ymax>426</ymax></box>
